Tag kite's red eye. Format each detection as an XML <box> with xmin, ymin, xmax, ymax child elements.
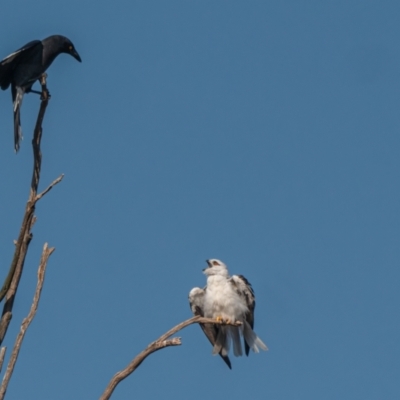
<box><xmin>212</xmin><ymin>261</ymin><xmax>219</xmax><ymax>266</ymax></box>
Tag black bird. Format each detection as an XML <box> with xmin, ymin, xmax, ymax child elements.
<box><xmin>0</xmin><ymin>35</ymin><xmax>81</xmax><ymax>152</ymax></box>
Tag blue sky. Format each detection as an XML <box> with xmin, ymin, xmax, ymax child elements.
<box><xmin>0</xmin><ymin>1</ymin><xmax>399</xmax><ymax>399</ymax></box>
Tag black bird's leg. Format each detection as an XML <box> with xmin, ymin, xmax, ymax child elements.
<box><xmin>29</xmin><ymin>89</ymin><xmax>42</xmax><ymax>95</ymax></box>
<box><xmin>29</xmin><ymin>86</ymin><xmax>51</xmax><ymax>99</ymax></box>
<box><xmin>39</xmin><ymin>73</ymin><xmax>51</xmax><ymax>100</ymax></box>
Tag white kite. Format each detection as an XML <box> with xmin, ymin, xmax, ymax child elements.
<box><xmin>189</xmin><ymin>259</ymin><xmax>267</xmax><ymax>368</ymax></box>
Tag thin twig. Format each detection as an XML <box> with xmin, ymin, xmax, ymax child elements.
<box><xmin>0</xmin><ymin>243</ymin><xmax>54</xmax><ymax>400</ymax></box>
<box><xmin>99</xmin><ymin>317</ymin><xmax>241</xmax><ymax>400</ymax></box>
<box><xmin>35</xmin><ymin>174</ymin><xmax>64</xmax><ymax>201</ymax></box>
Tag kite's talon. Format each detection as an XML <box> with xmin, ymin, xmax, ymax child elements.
<box><xmin>215</xmin><ymin>316</ymin><xmax>223</xmax><ymax>323</ymax></box>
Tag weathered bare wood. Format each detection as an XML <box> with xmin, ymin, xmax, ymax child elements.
<box><xmin>0</xmin><ymin>348</ymin><xmax>6</xmax><ymax>374</ymax></box>
<box><xmin>0</xmin><ymin>243</ymin><xmax>54</xmax><ymax>400</ymax></box>
<box><xmin>99</xmin><ymin>316</ymin><xmax>241</xmax><ymax>400</ymax></box>
<box><xmin>0</xmin><ymin>74</ymin><xmax>61</xmax><ymax>347</ymax></box>
<box><xmin>0</xmin><ymin>75</ymin><xmax>50</xmax><ymax>305</ymax></box>
<box><xmin>36</xmin><ymin>174</ymin><xmax>64</xmax><ymax>201</ymax></box>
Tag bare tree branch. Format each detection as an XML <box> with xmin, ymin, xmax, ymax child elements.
<box><xmin>0</xmin><ymin>243</ymin><xmax>54</xmax><ymax>400</ymax></box>
<box><xmin>0</xmin><ymin>74</ymin><xmax>62</xmax><ymax>347</ymax></box>
<box><xmin>0</xmin><ymin>348</ymin><xmax>6</xmax><ymax>374</ymax></box>
<box><xmin>35</xmin><ymin>174</ymin><xmax>64</xmax><ymax>201</ymax></box>
<box><xmin>0</xmin><ymin>75</ymin><xmax>50</xmax><ymax>305</ymax></box>
<box><xmin>99</xmin><ymin>316</ymin><xmax>241</xmax><ymax>400</ymax></box>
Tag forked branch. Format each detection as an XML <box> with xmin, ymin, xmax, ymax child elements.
<box><xmin>0</xmin><ymin>244</ymin><xmax>54</xmax><ymax>400</ymax></box>
<box><xmin>99</xmin><ymin>317</ymin><xmax>241</xmax><ymax>400</ymax></box>
<box><xmin>0</xmin><ymin>74</ymin><xmax>62</xmax><ymax>348</ymax></box>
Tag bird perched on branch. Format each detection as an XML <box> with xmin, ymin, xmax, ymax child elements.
<box><xmin>0</xmin><ymin>35</ymin><xmax>81</xmax><ymax>152</ymax></box>
<box><xmin>189</xmin><ymin>259</ymin><xmax>267</xmax><ymax>368</ymax></box>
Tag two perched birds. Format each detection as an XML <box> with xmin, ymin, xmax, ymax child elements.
<box><xmin>0</xmin><ymin>36</ymin><xmax>267</xmax><ymax>369</ymax></box>
<box><xmin>189</xmin><ymin>259</ymin><xmax>267</xmax><ymax>369</ymax></box>
<box><xmin>0</xmin><ymin>35</ymin><xmax>81</xmax><ymax>152</ymax></box>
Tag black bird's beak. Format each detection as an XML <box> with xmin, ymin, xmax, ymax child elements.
<box><xmin>71</xmin><ymin>49</ymin><xmax>82</xmax><ymax>62</ymax></box>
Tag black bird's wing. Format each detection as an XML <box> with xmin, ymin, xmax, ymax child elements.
<box><xmin>188</xmin><ymin>287</ymin><xmax>232</xmax><ymax>369</ymax></box>
<box><xmin>231</xmin><ymin>274</ymin><xmax>256</xmax><ymax>356</ymax></box>
<box><xmin>0</xmin><ymin>40</ymin><xmax>41</xmax><ymax>90</ymax></box>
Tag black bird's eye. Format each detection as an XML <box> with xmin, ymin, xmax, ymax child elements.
<box><xmin>69</xmin><ymin>45</ymin><xmax>73</xmax><ymax>51</ymax></box>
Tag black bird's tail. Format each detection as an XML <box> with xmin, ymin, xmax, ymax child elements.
<box><xmin>12</xmin><ymin>86</ymin><xmax>24</xmax><ymax>152</ymax></box>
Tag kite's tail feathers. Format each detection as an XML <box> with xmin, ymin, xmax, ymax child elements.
<box><xmin>213</xmin><ymin>326</ymin><xmax>232</xmax><ymax>369</ymax></box>
<box><xmin>212</xmin><ymin>326</ymin><xmax>233</xmax><ymax>369</ymax></box>
<box><xmin>229</xmin><ymin>326</ymin><xmax>243</xmax><ymax>357</ymax></box>
<box><xmin>213</xmin><ymin>326</ymin><xmax>229</xmax><ymax>356</ymax></box>
<box><xmin>13</xmin><ymin>87</ymin><xmax>24</xmax><ymax>152</ymax></box>
<box><xmin>212</xmin><ymin>327</ymin><xmax>224</xmax><ymax>355</ymax></box>
<box><xmin>243</xmin><ymin>321</ymin><xmax>268</xmax><ymax>355</ymax></box>
<box><xmin>198</xmin><ymin>322</ymin><xmax>232</xmax><ymax>369</ymax></box>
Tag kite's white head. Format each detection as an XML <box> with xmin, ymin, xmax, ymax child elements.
<box><xmin>203</xmin><ymin>259</ymin><xmax>229</xmax><ymax>278</ymax></box>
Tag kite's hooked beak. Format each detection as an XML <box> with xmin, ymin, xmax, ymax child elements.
<box><xmin>203</xmin><ymin>259</ymin><xmax>212</xmax><ymax>271</ymax></box>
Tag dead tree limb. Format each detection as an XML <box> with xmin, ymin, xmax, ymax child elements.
<box><xmin>0</xmin><ymin>73</ymin><xmax>62</xmax><ymax>346</ymax></box>
<box><xmin>0</xmin><ymin>243</ymin><xmax>54</xmax><ymax>400</ymax></box>
<box><xmin>0</xmin><ymin>349</ymin><xmax>6</xmax><ymax>374</ymax></box>
<box><xmin>99</xmin><ymin>316</ymin><xmax>242</xmax><ymax>400</ymax></box>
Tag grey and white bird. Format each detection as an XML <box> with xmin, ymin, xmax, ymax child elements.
<box><xmin>189</xmin><ymin>259</ymin><xmax>267</xmax><ymax>368</ymax></box>
<box><xmin>0</xmin><ymin>35</ymin><xmax>81</xmax><ymax>152</ymax></box>
<box><xmin>189</xmin><ymin>286</ymin><xmax>232</xmax><ymax>369</ymax></box>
